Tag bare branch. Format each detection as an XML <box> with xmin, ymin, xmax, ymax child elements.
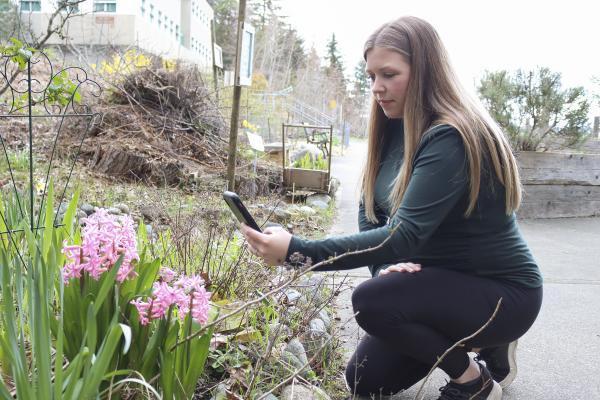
<box><xmin>170</xmin><ymin>223</ymin><xmax>402</xmax><ymax>350</ymax></box>
<box><xmin>256</xmin><ymin>311</ymin><xmax>359</xmax><ymax>400</ymax></box>
<box><xmin>413</xmin><ymin>298</ymin><xmax>503</xmax><ymax>400</ymax></box>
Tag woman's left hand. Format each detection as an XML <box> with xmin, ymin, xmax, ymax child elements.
<box><xmin>379</xmin><ymin>262</ymin><xmax>421</xmax><ymax>275</ymax></box>
<box><xmin>240</xmin><ymin>224</ymin><xmax>292</xmax><ymax>266</ymax></box>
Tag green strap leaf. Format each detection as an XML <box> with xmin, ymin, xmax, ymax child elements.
<box><xmin>93</xmin><ymin>254</ymin><xmax>123</xmax><ymax>315</ymax></box>
<box><xmin>61</xmin><ymin>185</ymin><xmax>80</xmax><ymax>238</ymax></box>
<box><xmin>42</xmin><ymin>179</ymin><xmax>54</xmax><ymax>260</ymax></box>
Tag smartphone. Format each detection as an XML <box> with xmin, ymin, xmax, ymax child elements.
<box><xmin>223</xmin><ymin>191</ymin><xmax>262</xmax><ymax>232</ymax></box>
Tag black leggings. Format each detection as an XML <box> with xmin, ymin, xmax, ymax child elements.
<box><xmin>345</xmin><ymin>268</ymin><xmax>542</xmax><ymax>397</ymax></box>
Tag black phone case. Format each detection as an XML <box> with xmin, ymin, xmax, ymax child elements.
<box><xmin>223</xmin><ymin>191</ymin><xmax>262</xmax><ymax>232</ymax></box>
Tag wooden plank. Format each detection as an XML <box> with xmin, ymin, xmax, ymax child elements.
<box><xmin>518</xmin><ymin>151</ymin><xmax>600</xmax><ymax>186</ymax></box>
<box><xmin>518</xmin><ymin>184</ymin><xmax>600</xmax><ymax>219</ymax></box>
<box><xmin>283</xmin><ymin>168</ymin><xmax>328</xmax><ymax>191</ymax></box>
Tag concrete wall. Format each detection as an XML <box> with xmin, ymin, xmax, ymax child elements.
<box><xmin>517</xmin><ymin>151</ymin><xmax>600</xmax><ymax>219</ymax></box>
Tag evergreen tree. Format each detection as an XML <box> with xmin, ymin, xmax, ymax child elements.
<box><xmin>353</xmin><ymin>59</ymin><xmax>369</xmax><ymax>98</ymax></box>
<box><xmin>326</xmin><ymin>33</ymin><xmax>343</xmax><ymax>73</ymax></box>
<box><xmin>210</xmin><ymin>0</ymin><xmax>238</xmax><ymax>69</ymax></box>
<box><xmin>249</xmin><ymin>0</ymin><xmax>282</xmax><ymax>29</ymax></box>
<box><xmin>478</xmin><ymin>67</ymin><xmax>591</xmax><ymax>150</ymax></box>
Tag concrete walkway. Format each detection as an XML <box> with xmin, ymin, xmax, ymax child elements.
<box><xmin>326</xmin><ymin>139</ymin><xmax>600</xmax><ymax>400</ymax></box>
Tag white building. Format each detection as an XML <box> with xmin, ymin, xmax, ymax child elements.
<box><xmin>16</xmin><ymin>0</ymin><xmax>215</xmax><ymax>69</ymax></box>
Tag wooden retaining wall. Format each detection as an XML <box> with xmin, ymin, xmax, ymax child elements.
<box><xmin>517</xmin><ymin>151</ymin><xmax>600</xmax><ymax>219</ymax></box>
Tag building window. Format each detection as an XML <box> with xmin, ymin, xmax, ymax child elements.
<box><xmin>57</xmin><ymin>1</ymin><xmax>79</xmax><ymax>12</ymax></box>
<box><xmin>157</xmin><ymin>11</ymin><xmax>162</xmax><ymax>28</ymax></box>
<box><xmin>170</xmin><ymin>20</ymin><xmax>174</xmax><ymax>35</ymax></box>
<box><xmin>149</xmin><ymin>4</ymin><xmax>154</xmax><ymax>21</ymax></box>
<box><xmin>20</xmin><ymin>1</ymin><xmax>41</xmax><ymax>11</ymax></box>
<box><xmin>141</xmin><ymin>0</ymin><xmax>145</xmax><ymax>15</ymax></box>
<box><xmin>94</xmin><ymin>0</ymin><xmax>116</xmax><ymax>12</ymax></box>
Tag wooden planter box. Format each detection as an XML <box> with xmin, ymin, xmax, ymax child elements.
<box><xmin>517</xmin><ymin>151</ymin><xmax>600</xmax><ymax>219</ymax></box>
<box><xmin>283</xmin><ymin>167</ymin><xmax>330</xmax><ymax>193</ymax></box>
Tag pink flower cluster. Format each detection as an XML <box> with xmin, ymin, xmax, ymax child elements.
<box><xmin>130</xmin><ymin>268</ymin><xmax>211</xmax><ymax>326</ymax></box>
<box><xmin>62</xmin><ymin>208</ymin><xmax>139</xmax><ymax>283</ymax></box>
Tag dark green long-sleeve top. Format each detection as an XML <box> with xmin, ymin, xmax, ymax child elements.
<box><xmin>286</xmin><ymin>119</ymin><xmax>542</xmax><ymax>289</ymax></box>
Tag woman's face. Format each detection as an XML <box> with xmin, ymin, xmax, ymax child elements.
<box><xmin>365</xmin><ymin>47</ymin><xmax>411</xmax><ymax>119</ymax></box>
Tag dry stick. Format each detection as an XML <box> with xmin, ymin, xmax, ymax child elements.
<box><xmin>413</xmin><ymin>297</ymin><xmax>504</xmax><ymax>400</ymax></box>
<box><xmin>257</xmin><ymin>311</ymin><xmax>360</xmax><ymax>400</ymax></box>
<box><xmin>170</xmin><ymin>223</ymin><xmax>402</xmax><ymax>350</ymax></box>
<box><xmin>245</xmin><ymin>276</ymin><xmax>348</xmax><ymax>397</ymax></box>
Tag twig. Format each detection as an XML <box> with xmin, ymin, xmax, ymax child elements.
<box><xmin>413</xmin><ymin>297</ymin><xmax>503</xmax><ymax>400</ymax></box>
<box><xmin>170</xmin><ymin>223</ymin><xmax>402</xmax><ymax>350</ymax></box>
<box><xmin>256</xmin><ymin>311</ymin><xmax>360</xmax><ymax>400</ymax></box>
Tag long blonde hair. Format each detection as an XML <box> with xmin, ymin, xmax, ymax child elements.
<box><xmin>361</xmin><ymin>16</ymin><xmax>521</xmax><ymax>223</ymax></box>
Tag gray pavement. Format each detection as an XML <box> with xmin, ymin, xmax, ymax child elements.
<box><xmin>325</xmin><ymin>139</ymin><xmax>600</xmax><ymax>399</ymax></box>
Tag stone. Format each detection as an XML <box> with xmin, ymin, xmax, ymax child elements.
<box><xmin>308</xmin><ymin>200</ymin><xmax>329</xmax><ymax>210</ymax></box>
<box><xmin>281</xmin><ymin>340</ymin><xmax>314</xmax><ymax>379</ymax></box>
<box><xmin>283</xmin><ymin>289</ymin><xmax>303</xmax><ymax>304</ymax></box>
<box><xmin>306</xmin><ymin>194</ymin><xmax>332</xmax><ymax>207</ymax></box>
<box><xmin>114</xmin><ymin>203</ymin><xmax>130</xmax><ymax>214</ymax></box>
<box><xmin>318</xmin><ymin>309</ymin><xmax>332</xmax><ymax>331</ymax></box>
<box><xmin>300</xmin><ymin>328</ymin><xmax>332</xmax><ymax>365</ymax></box>
<box><xmin>80</xmin><ymin>203</ymin><xmax>95</xmax><ymax>215</ymax></box>
<box><xmin>281</xmin><ymin>351</ymin><xmax>311</xmax><ymax>378</ymax></box>
<box><xmin>286</xmin><ymin>204</ymin><xmax>302</xmax><ymax>214</ymax></box>
<box><xmin>299</xmin><ymin>206</ymin><xmax>316</xmax><ymax>216</ymax></box>
<box><xmin>284</xmin><ymin>338</ymin><xmax>309</xmax><ymax>366</ymax></box>
<box><xmin>107</xmin><ymin>207</ymin><xmax>122</xmax><ymax>215</ymax></box>
<box><xmin>328</xmin><ymin>177</ymin><xmax>340</xmax><ymax>197</ymax></box>
<box><xmin>76</xmin><ymin>210</ymin><xmax>87</xmax><ymax>220</ymax></box>
<box><xmin>297</xmin><ymin>275</ymin><xmax>328</xmax><ymax>304</ymax></box>
<box><xmin>279</xmin><ymin>383</ymin><xmax>331</xmax><ymax>400</ymax></box>
<box><xmin>57</xmin><ymin>203</ymin><xmax>68</xmax><ymax>214</ymax></box>
<box><xmin>268</xmin><ymin>322</ymin><xmax>292</xmax><ymax>338</ymax></box>
<box><xmin>274</xmin><ymin>208</ymin><xmax>292</xmax><ymax>221</ymax></box>
<box><xmin>258</xmin><ymin>394</ymin><xmax>279</xmax><ymax>400</ymax></box>
<box><xmin>286</xmin><ymin>306</ymin><xmax>300</xmax><ymax>317</ymax></box>
<box><xmin>309</xmin><ymin>318</ymin><xmax>326</xmax><ymax>334</ymax></box>
<box><xmin>300</xmin><ymin>316</ymin><xmax>332</xmax><ymax>364</ymax></box>
<box><xmin>210</xmin><ymin>383</ymin><xmax>229</xmax><ymax>400</ymax></box>
<box><xmin>140</xmin><ymin>206</ymin><xmax>158</xmax><ymax>221</ymax></box>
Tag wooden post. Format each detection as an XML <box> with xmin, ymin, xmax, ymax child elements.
<box><xmin>226</xmin><ymin>0</ymin><xmax>247</xmax><ymax>191</ymax></box>
<box><xmin>594</xmin><ymin>116</ymin><xmax>599</xmax><ymax>138</ymax></box>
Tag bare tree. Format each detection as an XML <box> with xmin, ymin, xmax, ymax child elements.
<box><xmin>0</xmin><ymin>0</ymin><xmax>86</xmax><ymax>97</ymax></box>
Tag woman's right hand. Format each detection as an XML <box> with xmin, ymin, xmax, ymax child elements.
<box><xmin>379</xmin><ymin>262</ymin><xmax>421</xmax><ymax>275</ymax></box>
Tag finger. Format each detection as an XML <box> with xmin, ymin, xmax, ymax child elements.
<box><xmin>386</xmin><ymin>265</ymin><xmax>416</xmax><ymax>273</ymax></box>
<box><xmin>383</xmin><ymin>265</ymin><xmax>408</xmax><ymax>273</ymax></box>
<box><xmin>263</xmin><ymin>226</ymin><xmax>284</xmax><ymax>235</ymax></box>
<box><xmin>381</xmin><ymin>268</ymin><xmax>405</xmax><ymax>275</ymax></box>
<box><xmin>407</xmin><ymin>262</ymin><xmax>421</xmax><ymax>268</ymax></box>
<box><xmin>242</xmin><ymin>224</ymin><xmax>266</xmax><ymax>246</ymax></box>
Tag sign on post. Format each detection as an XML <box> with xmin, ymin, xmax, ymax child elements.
<box><xmin>246</xmin><ymin>131</ymin><xmax>264</xmax><ymax>152</ymax></box>
<box><xmin>238</xmin><ymin>23</ymin><xmax>255</xmax><ymax>86</ymax></box>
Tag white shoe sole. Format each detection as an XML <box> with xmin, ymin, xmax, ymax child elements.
<box><xmin>498</xmin><ymin>340</ymin><xmax>518</xmax><ymax>389</ymax></box>
<box><xmin>486</xmin><ymin>380</ymin><xmax>503</xmax><ymax>399</ymax></box>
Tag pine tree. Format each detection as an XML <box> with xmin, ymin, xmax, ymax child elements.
<box><xmin>210</xmin><ymin>0</ymin><xmax>239</xmax><ymax>69</ymax></box>
<box><xmin>326</xmin><ymin>33</ymin><xmax>343</xmax><ymax>73</ymax></box>
<box><xmin>353</xmin><ymin>59</ymin><xmax>369</xmax><ymax>98</ymax></box>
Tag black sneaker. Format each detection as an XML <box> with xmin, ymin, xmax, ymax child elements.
<box><xmin>437</xmin><ymin>362</ymin><xmax>502</xmax><ymax>400</ymax></box>
<box><xmin>476</xmin><ymin>340</ymin><xmax>518</xmax><ymax>388</ymax></box>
